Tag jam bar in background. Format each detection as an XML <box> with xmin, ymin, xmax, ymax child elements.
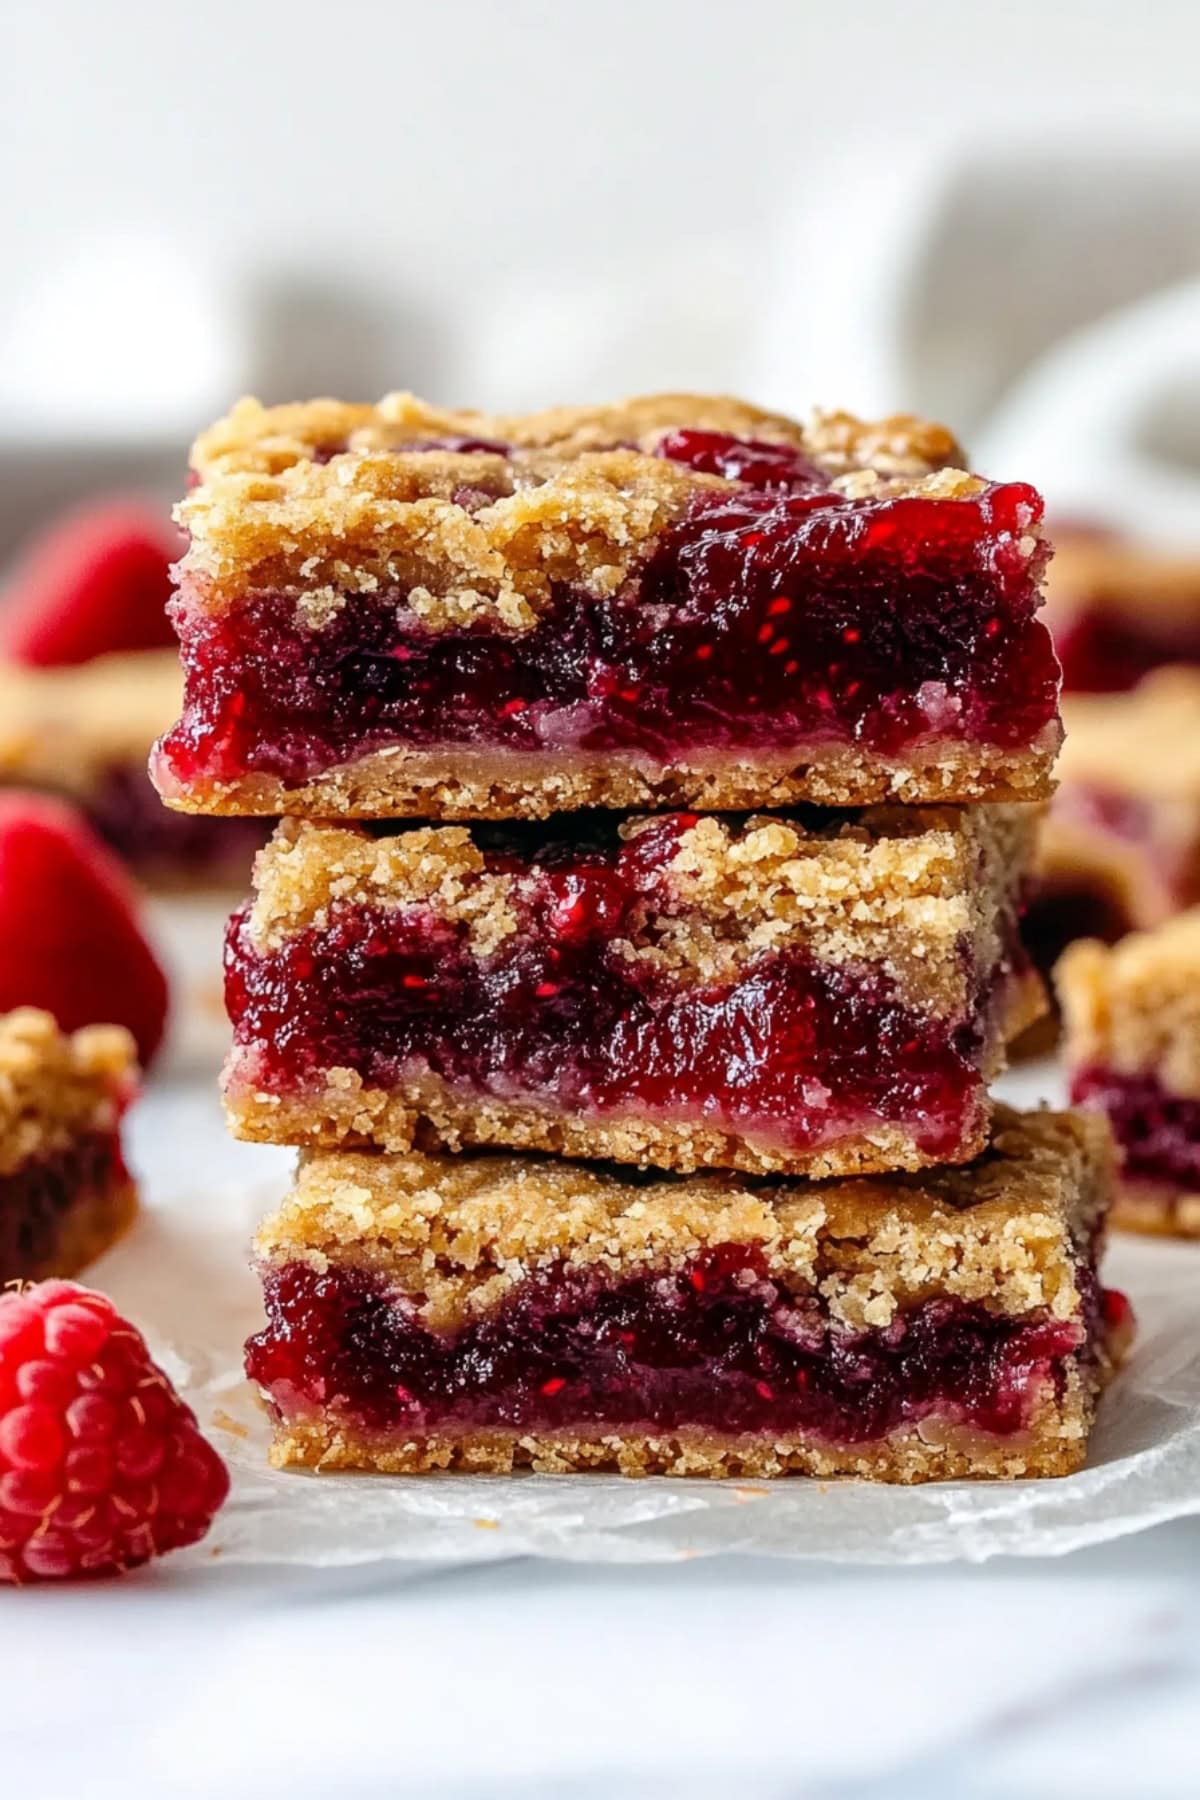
<box><xmin>1059</xmin><ymin>908</ymin><xmax>1200</xmax><ymax>1236</ymax></box>
<box><xmin>1048</xmin><ymin>525</ymin><xmax>1200</xmax><ymax>693</ymax></box>
<box><xmin>0</xmin><ymin>1008</ymin><xmax>137</xmax><ymax>1282</ymax></box>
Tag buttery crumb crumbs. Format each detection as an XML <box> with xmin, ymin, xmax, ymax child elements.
<box><xmin>176</xmin><ymin>391</ymin><xmax>974</xmax><ymax>619</ymax></box>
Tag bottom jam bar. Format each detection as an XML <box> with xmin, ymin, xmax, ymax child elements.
<box><xmin>0</xmin><ymin>1008</ymin><xmax>138</xmax><ymax>1281</ymax></box>
<box><xmin>1059</xmin><ymin>911</ymin><xmax>1200</xmax><ymax>1236</ymax></box>
<box><xmin>247</xmin><ymin>1107</ymin><xmax>1127</xmax><ymax>1483</ymax></box>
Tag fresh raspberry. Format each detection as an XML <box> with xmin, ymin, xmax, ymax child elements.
<box><xmin>0</xmin><ymin>1281</ymin><xmax>229</xmax><ymax>1581</ymax></box>
<box><xmin>0</xmin><ymin>498</ymin><xmax>181</xmax><ymax>667</ymax></box>
<box><xmin>0</xmin><ymin>793</ymin><xmax>169</xmax><ymax>1065</ymax></box>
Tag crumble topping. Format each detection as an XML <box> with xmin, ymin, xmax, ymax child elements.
<box><xmin>193</xmin><ymin>391</ymin><xmax>962</xmax><ymax>481</ymax></box>
<box><xmin>177</xmin><ymin>392</ymin><xmax>977</xmax><ymax>621</ymax></box>
<box><xmin>244</xmin><ymin>805</ymin><xmax>1038</xmax><ymax>1015</ymax></box>
<box><xmin>0</xmin><ymin>1008</ymin><xmax>136</xmax><ymax>1177</ymax></box>
<box><xmin>248</xmin><ymin>820</ymin><xmax>520</xmax><ymax>960</ymax></box>
<box><xmin>1058</xmin><ymin>909</ymin><xmax>1200</xmax><ymax>1096</ymax></box>
<box><xmin>255</xmin><ymin>1107</ymin><xmax>1110</xmax><ymax>1336</ymax></box>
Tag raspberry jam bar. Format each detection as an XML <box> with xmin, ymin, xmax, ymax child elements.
<box><xmin>152</xmin><ymin>392</ymin><xmax>1060</xmax><ymax>821</ymax></box>
<box><xmin>1026</xmin><ymin>669</ymin><xmax>1200</xmax><ymax>977</ymax></box>
<box><xmin>0</xmin><ymin>1008</ymin><xmax>137</xmax><ymax>1281</ymax></box>
<box><xmin>246</xmin><ymin>1107</ymin><xmax>1126</xmax><ymax>1482</ymax></box>
<box><xmin>0</xmin><ymin>652</ymin><xmax>264</xmax><ymax>889</ymax></box>
<box><xmin>1048</xmin><ymin>525</ymin><xmax>1200</xmax><ymax>693</ymax></box>
<box><xmin>223</xmin><ymin>805</ymin><xmax>1043</xmax><ymax>1179</ymax></box>
<box><xmin>1059</xmin><ymin>910</ymin><xmax>1200</xmax><ymax>1236</ymax></box>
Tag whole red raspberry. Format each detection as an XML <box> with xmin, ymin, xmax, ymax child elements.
<box><xmin>0</xmin><ymin>1281</ymin><xmax>229</xmax><ymax>1582</ymax></box>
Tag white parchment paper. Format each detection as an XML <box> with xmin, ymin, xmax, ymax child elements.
<box><xmin>105</xmin><ymin>1070</ymin><xmax>1200</xmax><ymax>1568</ymax></box>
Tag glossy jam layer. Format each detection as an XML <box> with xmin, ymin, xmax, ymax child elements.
<box><xmin>84</xmin><ymin>763</ymin><xmax>268</xmax><ymax>883</ymax></box>
<box><xmin>247</xmin><ymin>1246</ymin><xmax>1094</xmax><ymax>1444</ymax></box>
<box><xmin>0</xmin><ymin>1133</ymin><xmax>118</xmax><ymax>1280</ymax></box>
<box><xmin>159</xmin><ymin>450</ymin><xmax>1056</xmax><ymax>792</ymax></box>
<box><xmin>225</xmin><ymin>818</ymin><xmax>1002</xmax><ymax>1157</ymax></box>
<box><xmin>1071</xmin><ymin>1066</ymin><xmax>1200</xmax><ymax>1187</ymax></box>
<box><xmin>1055</xmin><ymin>607</ymin><xmax>1200</xmax><ymax>693</ymax></box>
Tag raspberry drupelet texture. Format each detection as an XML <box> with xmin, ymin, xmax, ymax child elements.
<box><xmin>152</xmin><ymin>392</ymin><xmax>1060</xmax><ymax>821</ymax></box>
<box><xmin>0</xmin><ymin>1281</ymin><xmax>229</xmax><ymax>1580</ymax></box>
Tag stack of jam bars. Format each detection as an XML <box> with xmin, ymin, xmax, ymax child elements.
<box><xmin>153</xmin><ymin>393</ymin><xmax>1129</xmax><ymax>1483</ymax></box>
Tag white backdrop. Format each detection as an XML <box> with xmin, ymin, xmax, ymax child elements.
<box><xmin>3</xmin><ymin>0</ymin><xmax>1199</xmax><ymax>434</ymax></box>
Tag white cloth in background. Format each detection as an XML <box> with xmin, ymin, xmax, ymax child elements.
<box><xmin>753</xmin><ymin>134</ymin><xmax>1200</xmax><ymax>536</ymax></box>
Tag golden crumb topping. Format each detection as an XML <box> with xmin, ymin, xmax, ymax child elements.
<box><xmin>1058</xmin><ymin>908</ymin><xmax>1200</xmax><ymax>1095</ymax></box>
<box><xmin>177</xmin><ymin>391</ymin><xmax>974</xmax><ymax>622</ymax></box>
<box><xmin>0</xmin><ymin>1008</ymin><xmax>137</xmax><ymax>1176</ymax></box>
<box><xmin>256</xmin><ymin>1107</ymin><xmax>1111</xmax><ymax>1336</ymax></box>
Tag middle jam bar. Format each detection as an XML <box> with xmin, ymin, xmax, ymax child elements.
<box><xmin>223</xmin><ymin>804</ymin><xmax>1044</xmax><ymax>1179</ymax></box>
<box><xmin>246</xmin><ymin>1107</ymin><xmax>1125</xmax><ymax>1482</ymax></box>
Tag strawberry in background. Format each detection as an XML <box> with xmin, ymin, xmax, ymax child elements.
<box><xmin>0</xmin><ymin>792</ymin><xmax>169</xmax><ymax>1065</ymax></box>
<box><xmin>0</xmin><ymin>498</ymin><xmax>180</xmax><ymax>666</ymax></box>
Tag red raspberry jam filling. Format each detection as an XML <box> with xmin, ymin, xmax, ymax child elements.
<box><xmin>0</xmin><ymin>1133</ymin><xmax>120</xmax><ymax>1281</ymax></box>
<box><xmin>246</xmin><ymin>1244</ymin><xmax>1099</xmax><ymax>1445</ymax></box>
<box><xmin>85</xmin><ymin>762</ymin><xmax>267</xmax><ymax>882</ymax></box>
<box><xmin>1071</xmin><ymin>1066</ymin><xmax>1200</xmax><ymax>1188</ymax></box>
<box><xmin>225</xmin><ymin>817</ymin><xmax>1011</xmax><ymax>1159</ymax></box>
<box><xmin>158</xmin><ymin>447</ymin><xmax>1056</xmax><ymax>794</ymax></box>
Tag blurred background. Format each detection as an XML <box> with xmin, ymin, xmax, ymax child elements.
<box><xmin>3</xmin><ymin>0</ymin><xmax>1199</xmax><ymax>526</ymax></box>
<box><xmin>2</xmin><ymin>0</ymin><xmax>1199</xmax><ymax>1053</ymax></box>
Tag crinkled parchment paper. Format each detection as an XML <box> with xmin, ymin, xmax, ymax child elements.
<box><xmin>104</xmin><ymin>1067</ymin><xmax>1200</xmax><ymax>1568</ymax></box>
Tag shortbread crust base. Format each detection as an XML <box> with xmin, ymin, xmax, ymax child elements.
<box><xmin>157</xmin><ymin>733</ymin><xmax>1058</xmax><ymax>821</ymax></box>
<box><xmin>267</xmin><ymin>1367</ymin><xmax>1099</xmax><ymax>1484</ymax></box>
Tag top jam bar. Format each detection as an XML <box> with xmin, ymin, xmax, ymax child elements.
<box><xmin>152</xmin><ymin>394</ymin><xmax>1060</xmax><ymax>820</ymax></box>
